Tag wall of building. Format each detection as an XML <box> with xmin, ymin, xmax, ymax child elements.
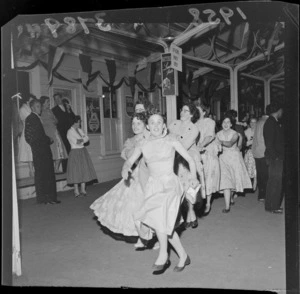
<box><xmin>15</xmin><ymin>52</ymin><xmax>156</xmax><ymax>199</ymax></box>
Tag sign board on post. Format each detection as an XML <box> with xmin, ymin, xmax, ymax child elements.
<box><xmin>161</xmin><ymin>53</ymin><xmax>178</xmax><ymax>96</ymax></box>
<box><xmin>170</xmin><ymin>44</ymin><xmax>182</xmax><ymax>72</ymax></box>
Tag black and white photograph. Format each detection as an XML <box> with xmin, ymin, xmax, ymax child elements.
<box><xmin>1</xmin><ymin>1</ymin><xmax>299</xmax><ymax>291</ymax></box>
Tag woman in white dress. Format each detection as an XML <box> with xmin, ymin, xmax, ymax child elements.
<box><xmin>244</xmin><ymin>117</ymin><xmax>257</xmax><ymax>191</ymax></box>
<box><xmin>40</xmin><ymin>96</ymin><xmax>68</xmax><ymax>173</ymax></box>
<box><xmin>18</xmin><ymin>95</ymin><xmax>34</xmax><ymax>177</ymax></box>
<box><xmin>168</xmin><ymin>102</ymin><xmax>204</xmax><ymax>229</ymax></box>
<box><xmin>216</xmin><ymin>114</ymin><xmax>252</xmax><ymax>212</ymax></box>
<box><xmin>122</xmin><ymin>110</ymin><xmax>199</xmax><ymax>274</ymax></box>
<box><xmin>90</xmin><ymin>113</ymin><xmax>148</xmax><ymax>239</ymax></box>
<box><xmin>195</xmin><ymin>101</ymin><xmax>221</xmax><ymax>216</ymax></box>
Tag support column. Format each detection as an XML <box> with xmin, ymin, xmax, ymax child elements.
<box><xmin>166</xmin><ymin>95</ymin><xmax>177</xmax><ymax>126</ymax></box>
<box><xmin>230</xmin><ymin>67</ymin><xmax>238</xmax><ymax>113</ymax></box>
<box><xmin>215</xmin><ymin>100</ymin><xmax>221</xmax><ymax>120</ymax></box>
<box><xmin>265</xmin><ymin>79</ymin><xmax>271</xmax><ymax>108</ymax></box>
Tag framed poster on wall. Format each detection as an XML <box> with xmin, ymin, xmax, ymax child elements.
<box><xmin>86</xmin><ymin>97</ymin><xmax>101</xmax><ymax>134</ymax></box>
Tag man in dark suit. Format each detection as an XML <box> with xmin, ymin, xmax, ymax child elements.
<box><xmin>52</xmin><ymin>93</ymin><xmax>74</xmax><ymax>172</ymax></box>
<box><xmin>25</xmin><ymin>99</ymin><xmax>60</xmax><ymax>204</ymax></box>
<box><xmin>263</xmin><ymin>102</ymin><xmax>284</xmax><ymax>214</ymax></box>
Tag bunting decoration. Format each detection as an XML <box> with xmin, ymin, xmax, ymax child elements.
<box><xmin>47</xmin><ymin>45</ymin><xmax>64</xmax><ymax>85</ymax></box>
<box><xmin>13</xmin><ymin>54</ymin><xmax>162</xmax><ymax>96</ymax></box>
<box><xmin>79</xmin><ymin>54</ymin><xmax>92</xmax><ymax>75</ymax></box>
<box><xmin>105</xmin><ymin>59</ymin><xmax>117</xmax><ymax>88</ymax></box>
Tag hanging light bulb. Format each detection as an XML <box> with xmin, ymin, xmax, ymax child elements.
<box><xmin>162</xmin><ymin>23</ymin><xmax>175</xmax><ymax>46</ymax></box>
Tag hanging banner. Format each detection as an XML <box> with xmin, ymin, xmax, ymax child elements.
<box><xmin>161</xmin><ymin>53</ymin><xmax>178</xmax><ymax>96</ymax></box>
<box><xmin>170</xmin><ymin>44</ymin><xmax>182</xmax><ymax>72</ymax></box>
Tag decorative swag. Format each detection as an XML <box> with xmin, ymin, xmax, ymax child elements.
<box><xmin>14</xmin><ymin>45</ymin><xmax>162</xmax><ymax>98</ymax></box>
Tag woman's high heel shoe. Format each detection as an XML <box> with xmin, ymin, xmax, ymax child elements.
<box><xmin>152</xmin><ymin>260</ymin><xmax>171</xmax><ymax>275</ymax></box>
<box><xmin>184</xmin><ymin>222</ymin><xmax>191</xmax><ymax>229</ymax></box>
<box><xmin>190</xmin><ymin>219</ymin><xmax>198</xmax><ymax>229</ymax></box>
<box><xmin>222</xmin><ymin>208</ymin><xmax>230</xmax><ymax>213</ymax></box>
<box><xmin>203</xmin><ymin>206</ymin><xmax>211</xmax><ymax>216</ymax></box>
<box><xmin>173</xmin><ymin>255</ymin><xmax>191</xmax><ymax>272</ymax></box>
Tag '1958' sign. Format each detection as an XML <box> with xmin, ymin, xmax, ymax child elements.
<box><xmin>17</xmin><ymin>6</ymin><xmax>247</xmax><ymax>39</ymax></box>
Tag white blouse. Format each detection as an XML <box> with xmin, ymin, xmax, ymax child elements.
<box><xmin>67</xmin><ymin>127</ymin><xmax>89</xmax><ymax>149</ymax></box>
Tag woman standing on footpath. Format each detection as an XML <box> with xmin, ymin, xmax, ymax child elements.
<box><xmin>66</xmin><ymin>115</ymin><xmax>97</xmax><ymax>197</ymax></box>
<box><xmin>195</xmin><ymin>101</ymin><xmax>221</xmax><ymax>216</ymax></box>
<box><xmin>40</xmin><ymin>96</ymin><xmax>68</xmax><ymax>173</ymax></box>
<box><xmin>216</xmin><ymin>114</ymin><xmax>252</xmax><ymax>212</ymax></box>
<box><xmin>244</xmin><ymin>117</ymin><xmax>258</xmax><ymax>191</ymax></box>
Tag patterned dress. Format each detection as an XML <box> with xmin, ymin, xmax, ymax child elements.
<box><xmin>168</xmin><ymin>120</ymin><xmax>205</xmax><ymax>198</ymax></box>
<box><xmin>41</xmin><ymin>109</ymin><xmax>68</xmax><ymax>161</ymax></box>
<box><xmin>90</xmin><ymin>135</ymin><xmax>148</xmax><ymax>236</ymax></box>
<box><xmin>133</xmin><ymin>134</ymin><xmax>184</xmax><ymax>240</ymax></box>
<box><xmin>217</xmin><ymin>129</ymin><xmax>252</xmax><ymax>192</ymax></box>
<box><xmin>244</xmin><ymin>128</ymin><xmax>257</xmax><ymax>179</ymax></box>
<box><xmin>195</xmin><ymin>118</ymin><xmax>221</xmax><ymax>195</ymax></box>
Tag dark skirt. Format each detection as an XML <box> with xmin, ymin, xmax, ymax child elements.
<box><xmin>67</xmin><ymin>147</ymin><xmax>97</xmax><ymax>184</ymax></box>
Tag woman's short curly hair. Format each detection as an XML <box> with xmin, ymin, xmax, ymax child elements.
<box><xmin>194</xmin><ymin>100</ymin><xmax>211</xmax><ymax>118</ymax></box>
<box><xmin>182</xmin><ymin>101</ymin><xmax>200</xmax><ymax>123</ymax></box>
<box><xmin>40</xmin><ymin>96</ymin><xmax>50</xmax><ymax>105</ymax></box>
<box><xmin>71</xmin><ymin>115</ymin><xmax>81</xmax><ymax>125</ymax></box>
<box><xmin>222</xmin><ymin>112</ymin><xmax>236</xmax><ymax>126</ymax></box>
<box><xmin>146</xmin><ymin>108</ymin><xmax>167</xmax><ymax>124</ymax></box>
<box><xmin>131</xmin><ymin>112</ymin><xmax>148</xmax><ymax>125</ymax></box>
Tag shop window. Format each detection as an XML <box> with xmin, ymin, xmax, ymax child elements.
<box><xmin>103</xmin><ymin>87</ymin><xmax>117</xmax><ymax>118</ymax></box>
<box><xmin>102</xmin><ymin>86</ymin><xmax>120</xmax><ymax>155</ymax></box>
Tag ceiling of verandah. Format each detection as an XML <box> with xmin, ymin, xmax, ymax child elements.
<box><xmin>12</xmin><ymin>5</ymin><xmax>286</xmax><ymax>103</ymax></box>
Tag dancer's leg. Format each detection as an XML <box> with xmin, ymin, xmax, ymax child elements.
<box><xmin>205</xmin><ymin>194</ymin><xmax>212</xmax><ymax>213</ymax></box>
<box><xmin>187</xmin><ymin>201</ymin><xmax>196</xmax><ymax>222</ymax></box>
<box><xmin>168</xmin><ymin>231</ymin><xmax>188</xmax><ymax>267</ymax></box>
<box><xmin>74</xmin><ymin>184</ymin><xmax>80</xmax><ymax>196</ymax></box>
<box><xmin>223</xmin><ymin>189</ymin><xmax>231</xmax><ymax>210</ymax></box>
<box><xmin>154</xmin><ymin>231</ymin><xmax>168</xmax><ymax>265</ymax></box>
<box><xmin>80</xmin><ymin>182</ymin><xmax>86</xmax><ymax>194</ymax></box>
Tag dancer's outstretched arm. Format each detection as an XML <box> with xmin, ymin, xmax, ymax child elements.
<box><xmin>121</xmin><ymin>146</ymin><xmax>143</xmax><ymax>180</ymax></box>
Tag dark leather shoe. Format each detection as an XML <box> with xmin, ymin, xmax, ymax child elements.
<box><xmin>203</xmin><ymin>206</ymin><xmax>211</xmax><ymax>216</ymax></box>
<box><xmin>135</xmin><ymin>245</ymin><xmax>149</xmax><ymax>251</ymax></box>
<box><xmin>222</xmin><ymin>208</ymin><xmax>230</xmax><ymax>213</ymax></box>
<box><xmin>152</xmin><ymin>260</ymin><xmax>171</xmax><ymax>275</ymax></box>
<box><xmin>173</xmin><ymin>255</ymin><xmax>191</xmax><ymax>272</ymax></box>
<box><xmin>271</xmin><ymin>208</ymin><xmax>283</xmax><ymax>214</ymax></box>
<box><xmin>190</xmin><ymin>219</ymin><xmax>198</xmax><ymax>229</ymax></box>
<box><xmin>48</xmin><ymin>200</ymin><xmax>61</xmax><ymax>204</ymax></box>
<box><xmin>184</xmin><ymin>222</ymin><xmax>191</xmax><ymax>229</ymax></box>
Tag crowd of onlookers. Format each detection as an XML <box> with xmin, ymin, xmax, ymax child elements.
<box><xmin>206</xmin><ymin>102</ymin><xmax>284</xmax><ymax>214</ymax></box>
<box><xmin>17</xmin><ymin>93</ymin><xmax>97</xmax><ymax>205</ymax></box>
<box><xmin>16</xmin><ymin>92</ymin><xmax>284</xmax><ymax>215</ymax></box>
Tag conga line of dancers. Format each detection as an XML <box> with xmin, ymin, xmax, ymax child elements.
<box><xmin>90</xmin><ymin>98</ymin><xmax>253</xmax><ymax>275</ymax></box>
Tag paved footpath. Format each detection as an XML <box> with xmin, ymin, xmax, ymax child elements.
<box><xmin>13</xmin><ymin>179</ymin><xmax>286</xmax><ymax>291</ymax></box>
